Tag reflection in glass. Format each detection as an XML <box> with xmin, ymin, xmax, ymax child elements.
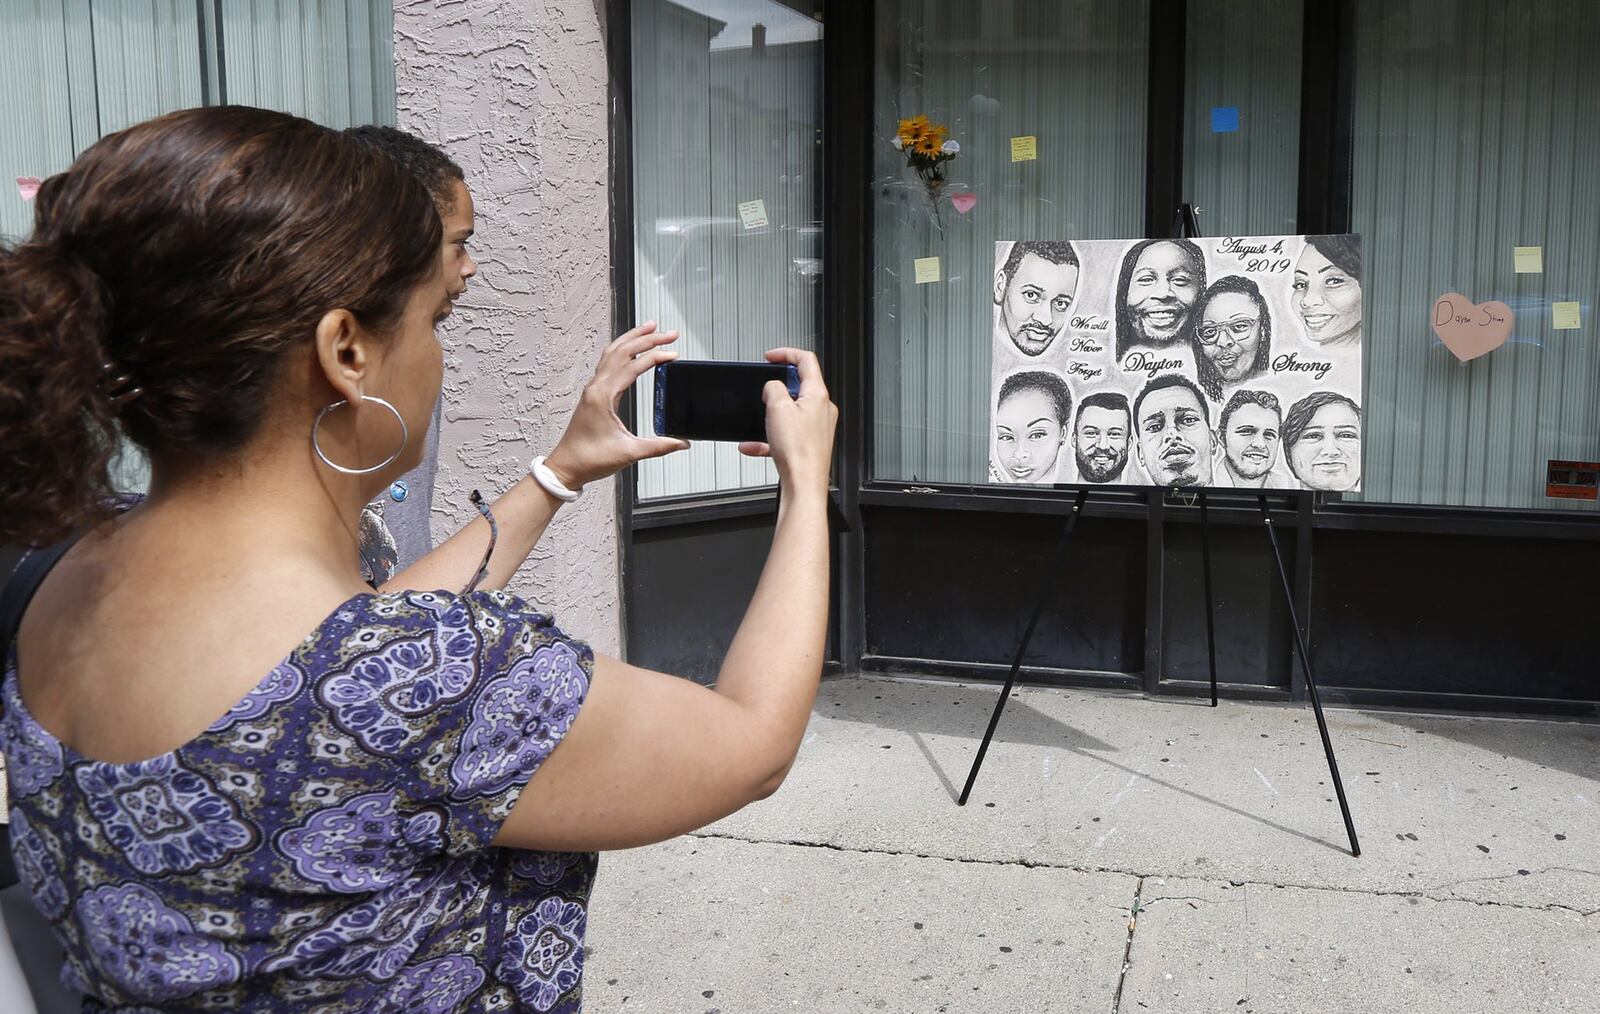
<box><xmin>631</xmin><ymin>0</ymin><xmax>823</xmax><ymax>500</ymax></box>
<box><xmin>872</xmin><ymin>1</ymin><xmax>1150</xmax><ymax>483</ymax></box>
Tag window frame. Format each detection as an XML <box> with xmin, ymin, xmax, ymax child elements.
<box><xmin>609</xmin><ymin>0</ymin><xmax>1600</xmax><ymax>634</ymax></box>
<box><xmin>845</xmin><ymin>0</ymin><xmax>1600</xmax><ymax>538</ymax></box>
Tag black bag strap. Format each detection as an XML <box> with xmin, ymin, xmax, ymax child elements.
<box><xmin>0</xmin><ymin>535</ymin><xmax>85</xmax><ymax>888</ymax></box>
<box><xmin>1</xmin><ymin>534</ymin><xmax>87</xmax><ymax>668</ymax></box>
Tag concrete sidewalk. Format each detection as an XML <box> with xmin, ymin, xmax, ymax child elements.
<box><xmin>585</xmin><ymin>676</ymin><xmax>1600</xmax><ymax>1012</ymax></box>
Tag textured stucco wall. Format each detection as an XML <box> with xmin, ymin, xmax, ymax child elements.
<box><xmin>393</xmin><ymin>0</ymin><xmax>620</xmax><ymax>652</ymax></box>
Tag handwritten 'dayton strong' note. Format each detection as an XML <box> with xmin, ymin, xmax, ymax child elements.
<box><xmin>1430</xmin><ymin>293</ymin><xmax>1514</xmax><ymax>362</ymax></box>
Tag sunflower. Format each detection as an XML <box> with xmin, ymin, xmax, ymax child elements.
<box><xmin>913</xmin><ymin>133</ymin><xmax>942</xmax><ymax>157</ymax></box>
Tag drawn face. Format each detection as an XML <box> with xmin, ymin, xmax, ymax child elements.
<box><xmin>1136</xmin><ymin>386</ymin><xmax>1213</xmax><ymax>487</ymax></box>
<box><xmin>1222</xmin><ymin>403</ymin><xmax>1281</xmax><ymax>482</ymax></box>
<box><xmin>1073</xmin><ymin>405</ymin><xmax>1131</xmax><ymax>483</ymax></box>
<box><xmin>1197</xmin><ymin>291</ymin><xmax>1263</xmax><ymax>383</ymax></box>
<box><xmin>1289</xmin><ymin>402</ymin><xmax>1361</xmax><ymax>491</ymax></box>
<box><xmin>993</xmin><ymin>387</ymin><xmax>1065</xmax><ymax>483</ymax></box>
<box><xmin>997</xmin><ymin>253</ymin><xmax>1079</xmax><ymax>357</ymax></box>
<box><xmin>1292</xmin><ymin>245</ymin><xmax>1362</xmax><ymax>344</ymax></box>
<box><xmin>1125</xmin><ymin>242</ymin><xmax>1200</xmax><ymax>343</ymax></box>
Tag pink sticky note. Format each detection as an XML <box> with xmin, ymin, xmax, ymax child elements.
<box><xmin>16</xmin><ymin>176</ymin><xmax>42</xmax><ymax>201</ymax></box>
<box><xmin>950</xmin><ymin>191</ymin><xmax>978</xmax><ymax>214</ymax></box>
<box><xmin>1430</xmin><ymin>292</ymin><xmax>1513</xmax><ymax>362</ymax></box>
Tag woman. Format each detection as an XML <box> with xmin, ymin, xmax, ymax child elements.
<box><xmin>1282</xmin><ymin>391</ymin><xmax>1362</xmax><ymax>492</ymax></box>
<box><xmin>1189</xmin><ymin>274</ymin><xmax>1272</xmax><ymax>401</ymax></box>
<box><xmin>1292</xmin><ymin>234</ymin><xmax>1363</xmax><ymax>347</ymax></box>
<box><xmin>0</xmin><ymin>107</ymin><xmax>835</xmax><ymax>1011</ymax></box>
<box><xmin>1114</xmin><ymin>238</ymin><xmax>1206</xmax><ymax>358</ymax></box>
<box><xmin>990</xmin><ymin>370</ymin><xmax>1072</xmax><ymax>485</ymax></box>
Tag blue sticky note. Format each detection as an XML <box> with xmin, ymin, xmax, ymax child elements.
<box><xmin>1211</xmin><ymin>106</ymin><xmax>1240</xmax><ymax>133</ymax></box>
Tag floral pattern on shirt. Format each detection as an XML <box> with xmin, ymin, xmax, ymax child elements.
<box><xmin>375</xmin><ymin>954</ymin><xmax>489</xmax><ymax>1013</ymax></box>
<box><xmin>508</xmin><ymin>851</ymin><xmax>587</xmax><ymax>889</ymax></box>
<box><xmin>0</xmin><ymin>675</ymin><xmax>64</xmax><ymax>797</ymax></box>
<box><xmin>0</xmin><ymin>589</ymin><xmax>596</xmax><ymax>1013</ymax></box>
<box><xmin>319</xmin><ymin>595</ymin><xmax>482</xmax><ymax>757</ymax></box>
<box><xmin>75</xmin><ymin>756</ymin><xmax>259</xmax><ymax>876</ymax></box>
<box><xmin>77</xmin><ymin>883</ymin><xmax>243</xmax><ymax>1000</ymax></box>
<box><xmin>451</xmin><ymin>640</ymin><xmax>586</xmax><ymax>801</ymax></box>
<box><xmin>9</xmin><ymin>808</ymin><xmax>69</xmax><ymax>919</ymax></box>
<box><xmin>262</xmin><ymin>863</ymin><xmax>473</xmax><ymax>981</ymax></box>
<box><xmin>208</xmin><ymin>659</ymin><xmax>305</xmax><ymax>731</ymax></box>
<box><xmin>276</xmin><ymin>791</ymin><xmax>447</xmax><ymax>894</ymax></box>
<box><xmin>497</xmin><ymin>898</ymin><xmax>588</xmax><ymax>1012</ymax></box>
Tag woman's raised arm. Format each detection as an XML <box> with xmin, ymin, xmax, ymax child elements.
<box><xmin>384</xmin><ymin>322</ymin><xmax>686</xmax><ymax>593</ymax></box>
<box><xmin>494</xmin><ymin>348</ymin><xmax>836</xmax><ymax>851</ymax></box>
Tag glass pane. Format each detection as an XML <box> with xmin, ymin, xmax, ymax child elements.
<box><xmin>2</xmin><ymin>0</ymin><xmax>394</xmax><ymax>243</ymax></box>
<box><xmin>1183</xmin><ymin>0</ymin><xmax>1303</xmax><ymax>237</ymax></box>
<box><xmin>1</xmin><ymin>0</ymin><xmax>396</xmax><ymax>494</ymax></box>
<box><xmin>1</xmin><ymin>0</ymin><xmax>201</xmax><ymax>242</ymax></box>
<box><xmin>630</xmin><ymin>0</ymin><xmax>824</xmax><ymax>501</ymax></box>
<box><xmin>1350</xmin><ymin>0</ymin><xmax>1600</xmax><ymax>511</ymax></box>
<box><xmin>217</xmin><ymin>0</ymin><xmax>395</xmax><ymax>129</ymax></box>
<box><xmin>871</xmin><ymin>1</ymin><xmax>1149</xmax><ymax>484</ymax></box>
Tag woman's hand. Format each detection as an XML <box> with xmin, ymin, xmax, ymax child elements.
<box><xmin>544</xmin><ymin>322</ymin><xmax>689</xmax><ymax>489</ymax></box>
<box><xmin>738</xmin><ymin>348</ymin><xmax>837</xmax><ymax>493</ymax></box>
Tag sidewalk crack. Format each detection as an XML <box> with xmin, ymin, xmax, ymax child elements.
<box><xmin>689</xmin><ymin>830</ymin><xmax>1599</xmax><ymax>916</ymax></box>
<box><xmin>1110</xmin><ymin>876</ymin><xmax>1145</xmax><ymax>1014</ymax></box>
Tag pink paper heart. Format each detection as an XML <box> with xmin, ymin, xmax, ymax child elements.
<box><xmin>950</xmin><ymin>191</ymin><xmax>977</xmax><ymax>214</ymax></box>
<box><xmin>16</xmin><ymin>176</ymin><xmax>41</xmax><ymax>201</ymax></box>
<box><xmin>1430</xmin><ymin>293</ymin><xmax>1513</xmax><ymax>362</ymax></box>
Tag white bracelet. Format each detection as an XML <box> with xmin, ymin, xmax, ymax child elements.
<box><xmin>530</xmin><ymin>455</ymin><xmax>582</xmax><ymax>502</ymax></box>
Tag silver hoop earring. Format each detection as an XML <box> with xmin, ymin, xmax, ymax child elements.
<box><xmin>311</xmin><ymin>396</ymin><xmax>409</xmax><ymax>475</ymax></box>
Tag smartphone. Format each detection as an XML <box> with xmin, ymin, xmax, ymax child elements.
<box><xmin>653</xmin><ymin>360</ymin><xmax>801</xmax><ymax>443</ymax></box>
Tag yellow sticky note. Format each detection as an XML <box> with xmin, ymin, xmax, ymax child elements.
<box><xmin>913</xmin><ymin>256</ymin><xmax>941</xmax><ymax>284</ymax></box>
<box><xmin>1009</xmin><ymin>135</ymin><xmax>1037</xmax><ymax>162</ymax></box>
<box><xmin>1514</xmin><ymin>246</ymin><xmax>1543</xmax><ymax>273</ymax></box>
<box><xmin>1552</xmin><ymin>301</ymin><xmax>1581</xmax><ymax>330</ymax></box>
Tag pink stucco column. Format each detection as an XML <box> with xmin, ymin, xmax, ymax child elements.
<box><xmin>394</xmin><ymin>0</ymin><xmax>621</xmax><ymax>653</ymax></box>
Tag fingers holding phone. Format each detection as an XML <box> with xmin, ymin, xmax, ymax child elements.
<box><xmin>651</xmin><ymin>349</ymin><xmax>836</xmax><ymax>493</ymax></box>
<box><xmin>546</xmin><ymin>322</ymin><xmax>690</xmax><ymax>490</ymax></box>
<box><xmin>750</xmin><ymin>348</ymin><xmax>837</xmax><ymax>493</ymax></box>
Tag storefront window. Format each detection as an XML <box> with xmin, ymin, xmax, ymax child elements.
<box><xmin>1349</xmin><ymin>0</ymin><xmax>1599</xmax><ymax>512</ymax></box>
<box><xmin>630</xmin><ymin>0</ymin><xmax>823</xmax><ymax>501</ymax></box>
<box><xmin>1</xmin><ymin>0</ymin><xmax>394</xmax><ymax>241</ymax></box>
<box><xmin>1182</xmin><ymin>2</ymin><xmax>1303</xmax><ymax>238</ymax></box>
<box><xmin>2</xmin><ymin>1</ymin><xmax>396</xmax><ymax>495</ymax></box>
<box><xmin>870</xmin><ymin>1</ymin><xmax>1149</xmax><ymax>484</ymax></box>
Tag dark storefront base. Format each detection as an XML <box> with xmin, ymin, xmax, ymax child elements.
<box><xmin>626</xmin><ymin>496</ymin><xmax>1600</xmax><ymax>719</ymax></box>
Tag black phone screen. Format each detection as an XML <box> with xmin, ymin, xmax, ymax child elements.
<box><xmin>654</xmin><ymin>361</ymin><xmax>796</xmax><ymax>442</ymax></box>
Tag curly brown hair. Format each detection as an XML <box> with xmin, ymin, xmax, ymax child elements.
<box><xmin>0</xmin><ymin>106</ymin><xmax>442</xmax><ymax>546</ymax></box>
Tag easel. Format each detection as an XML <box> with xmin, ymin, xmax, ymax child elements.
<box><xmin>958</xmin><ymin>205</ymin><xmax>1361</xmax><ymax>857</ymax></box>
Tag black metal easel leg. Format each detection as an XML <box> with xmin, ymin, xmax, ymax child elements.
<box><xmin>1258</xmin><ymin>495</ymin><xmax>1361</xmax><ymax>857</ymax></box>
<box><xmin>958</xmin><ymin>488</ymin><xmax>1089</xmax><ymax>806</ymax></box>
<box><xmin>1198</xmin><ymin>491</ymin><xmax>1218</xmax><ymax>707</ymax></box>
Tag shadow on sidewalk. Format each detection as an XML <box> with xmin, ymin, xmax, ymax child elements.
<box><xmin>826</xmin><ymin>680</ymin><xmax>1353</xmax><ymax>856</ymax></box>
<box><xmin>1368</xmin><ymin>710</ymin><xmax>1600</xmax><ymax>786</ymax></box>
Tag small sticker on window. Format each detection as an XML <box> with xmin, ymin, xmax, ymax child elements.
<box><xmin>737</xmin><ymin>199</ymin><xmax>769</xmax><ymax>230</ymax></box>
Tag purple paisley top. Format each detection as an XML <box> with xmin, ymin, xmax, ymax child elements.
<box><xmin>0</xmin><ymin>589</ymin><xmax>597</xmax><ymax>1012</ymax></box>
